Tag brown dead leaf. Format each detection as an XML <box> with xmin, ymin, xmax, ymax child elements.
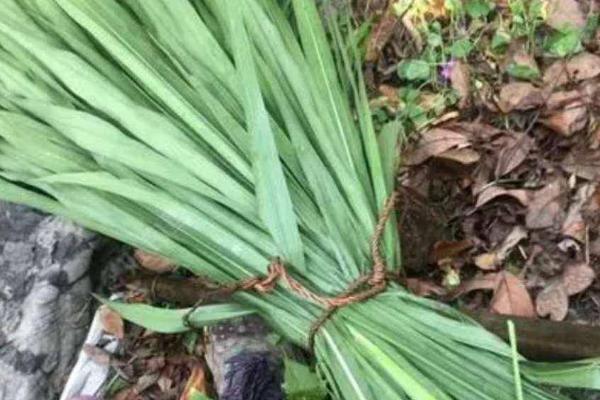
<box><xmin>563</xmin><ymin>262</ymin><xmax>595</xmax><ymax>295</ymax></box>
<box><xmin>447</xmin><ymin>121</ymin><xmax>503</xmax><ymax>141</ymax></box>
<box><xmin>582</xmin><ymin>184</ymin><xmax>600</xmax><ymax>229</ymax></box>
<box><xmin>365</xmin><ymin>11</ymin><xmax>398</xmax><ymax>62</ymax></box>
<box><xmin>405</xmin><ymin>278</ymin><xmax>446</xmax><ymax>297</ymax></box>
<box><xmin>404</xmin><ymin>128</ymin><xmax>469</xmax><ymax>165</ymax></box>
<box><xmin>495</xmin><ymin>133</ymin><xmax>534</xmax><ymax>177</ymax></box>
<box><xmin>378</xmin><ymin>84</ymin><xmax>400</xmax><ymax>109</ymax></box>
<box><xmin>546</xmin><ymin>88</ymin><xmax>586</xmax><ymax>110</ymax></box>
<box><xmin>562</xmin><ymin>148</ymin><xmax>600</xmax><ymax>181</ymax></box>
<box><xmin>496</xmin><ymin>226</ymin><xmax>528</xmax><ymax>259</ymax></box>
<box><xmin>545</xmin><ymin>0</ymin><xmax>586</xmax><ymax>30</ymax></box>
<box><xmin>490</xmin><ymin>272</ymin><xmax>536</xmax><ymax>318</ymax></box>
<box><xmin>436</xmin><ymin>147</ymin><xmax>480</xmax><ymax>164</ymax></box>
<box><xmin>526</xmin><ymin>178</ymin><xmax>567</xmax><ymax>229</ymax></box>
<box><xmin>562</xmin><ymin>183</ymin><xmax>596</xmax><ymax>240</ymax></box>
<box><xmin>536</xmin><ymin>280</ymin><xmax>569</xmax><ymax>321</ymax></box>
<box><xmin>541</xmin><ymin>102</ymin><xmax>587</xmax><ymax>136</ymax></box>
<box><xmin>476</xmin><ymin>186</ymin><xmax>531</xmax><ymax>208</ymax></box>
<box><xmin>135</xmin><ymin>372</ymin><xmax>160</xmax><ymax>394</ymax></box>
<box><xmin>432</xmin><ymin>239</ymin><xmax>473</xmax><ymax>262</ymax></box>
<box><xmin>450</xmin><ymin>60</ymin><xmax>470</xmax><ymax>109</ymax></box>
<box><xmin>180</xmin><ymin>363</ymin><xmax>208</xmax><ymax>400</ymax></box>
<box><xmin>497</xmin><ymin>83</ymin><xmax>544</xmax><ymax>113</ymax></box>
<box><xmin>449</xmin><ymin>272</ymin><xmax>499</xmax><ymax>299</ymax></box>
<box><xmin>157</xmin><ymin>374</ymin><xmax>173</xmax><ymax>392</ymax></box>
<box><xmin>424</xmin><ymin>0</ymin><xmax>448</xmax><ymax>18</ymax></box>
<box><xmin>134</xmin><ymin>249</ymin><xmax>175</xmax><ymax>273</ymax></box>
<box><xmin>99</xmin><ymin>305</ymin><xmax>124</xmax><ymax>339</ymax></box>
<box><xmin>544</xmin><ymin>53</ymin><xmax>600</xmax><ymax>86</ymax></box>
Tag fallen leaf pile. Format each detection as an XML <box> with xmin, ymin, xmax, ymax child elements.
<box><xmin>92</xmin><ymin>325</ymin><xmax>208</xmax><ymax>400</ymax></box>
<box><xmin>399</xmin><ymin>50</ymin><xmax>600</xmax><ymax>322</ymax></box>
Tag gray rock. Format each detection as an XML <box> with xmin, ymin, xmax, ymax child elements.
<box><xmin>0</xmin><ymin>202</ymin><xmax>132</xmax><ymax>400</ymax></box>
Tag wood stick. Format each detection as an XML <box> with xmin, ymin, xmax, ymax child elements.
<box><xmin>468</xmin><ymin>311</ymin><xmax>600</xmax><ymax>361</ymax></box>
<box><xmin>128</xmin><ymin>275</ymin><xmax>600</xmax><ymax>361</ymax></box>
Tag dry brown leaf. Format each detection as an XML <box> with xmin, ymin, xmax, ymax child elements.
<box><xmin>365</xmin><ymin>11</ymin><xmax>398</xmax><ymax>62</ymax></box>
<box><xmin>134</xmin><ymin>249</ymin><xmax>175</xmax><ymax>273</ymax></box>
<box><xmin>496</xmin><ymin>226</ymin><xmax>528</xmax><ymax>259</ymax></box>
<box><xmin>541</xmin><ymin>103</ymin><xmax>588</xmax><ymax>136</ymax></box>
<box><xmin>546</xmin><ymin>88</ymin><xmax>587</xmax><ymax>110</ymax></box>
<box><xmin>425</xmin><ymin>0</ymin><xmax>448</xmax><ymax>18</ymax></box>
<box><xmin>135</xmin><ymin>372</ymin><xmax>160</xmax><ymax>394</ymax></box>
<box><xmin>476</xmin><ymin>186</ymin><xmax>531</xmax><ymax>208</ymax></box>
<box><xmin>495</xmin><ymin>133</ymin><xmax>534</xmax><ymax>177</ymax></box>
<box><xmin>544</xmin><ymin>53</ymin><xmax>600</xmax><ymax>86</ymax></box>
<box><xmin>526</xmin><ymin>178</ymin><xmax>567</xmax><ymax>229</ymax></box>
<box><xmin>157</xmin><ymin>374</ymin><xmax>173</xmax><ymax>392</ymax></box>
<box><xmin>562</xmin><ymin>183</ymin><xmax>597</xmax><ymax>240</ymax></box>
<box><xmin>562</xmin><ymin>148</ymin><xmax>600</xmax><ymax>181</ymax></box>
<box><xmin>404</xmin><ymin>128</ymin><xmax>469</xmax><ymax>165</ymax></box>
<box><xmin>450</xmin><ymin>60</ymin><xmax>470</xmax><ymax>109</ymax></box>
<box><xmin>432</xmin><ymin>239</ymin><xmax>473</xmax><ymax>262</ymax></box>
<box><xmin>449</xmin><ymin>272</ymin><xmax>499</xmax><ymax>299</ymax></box>
<box><xmin>378</xmin><ymin>84</ymin><xmax>400</xmax><ymax>109</ymax></box>
<box><xmin>405</xmin><ymin>278</ymin><xmax>446</xmax><ymax>297</ymax></box>
<box><xmin>593</xmin><ymin>126</ymin><xmax>600</xmax><ymax>149</ymax></box>
<box><xmin>490</xmin><ymin>272</ymin><xmax>536</xmax><ymax>318</ymax></box>
<box><xmin>497</xmin><ymin>83</ymin><xmax>544</xmax><ymax>113</ymax></box>
<box><xmin>436</xmin><ymin>147</ymin><xmax>480</xmax><ymax>164</ymax></box>
<box><xmin>180</xmin><ymin>363</ymin><xmax>208</xmax><ymax>400</ymax></box>
<box><xmin>563</xmin><ymin>262</ymin><xmax>595</xmax><ymax>295</ymax></box>
<box><xmin>99</xmin><ymin>304</ymin><xmax>124</xmax><ymax>339</ymax></box>
<box><xmin>545</xmin><ymin>0</ymin><xmax>586</xmax><ymax>30</ymax></box>
<box><xmin>447</xmin><ymin>121</ymin><xmax>503</xmax><ymax>141</ymax></box>
<box><xmin>536</xmin><ymin>280</ymin><xmax>569</xmax><ymax>321</ymax></box>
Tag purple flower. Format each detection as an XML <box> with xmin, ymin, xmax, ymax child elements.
<box><xmin>440</xmin><ymin>59</ymin><xmax>457</xmax><ymax>81</ymax></box>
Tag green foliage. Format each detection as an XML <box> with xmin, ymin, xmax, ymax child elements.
<box><xmin>506</xmin><ymin>62</ymin><xmax>541</xmax><ymax>80</ymax></box>
<box><xmin>509</xmin><ymin>320</ymin><xmax>524</xmax><ymax>400</ymax></box>
<box><xmin>465</xmin><ymin>0</ymin><xmax>494</xmax><ymax>19</ymax></box>
<box><xmin>101</xmin><ymin>299</ymin><xmax>254</xmax><ymax>333</ymax></box>
<box><xmin>491</xmin><ymin>29</ymin><xmax>512</xmax><ymax>52</ymax></box>
<box><xmin>284</xmin><ymin>358</ymin><xmax>328</xmax><ymax>400</ymax></box>
<box><xmin>188</xmin><ymin>390</ymin><xmax>214</xmax><ymax>400</ymax></box>
<box><xmin>509</xmin><ymin>0</ymin><xmax>545</xmax><ymax>47</ymax></box>
<box><xmin>0</xmin><ymin>1</ymin><xmax>597</xmax><ymax>399</ymax></box>
<box><xmin>398</xmin><ymin>59</ymin><xmax>432</xmax><ymax>81</ymax></box>
<box><xmin>450</xmin><ymin>38</ymin><xmax>474</xmax><ymax>58</ymax></box>
<box><xmin>545</xmin><ymin>28</ymin><xmax>583</xmax><ymax>57</ymax></box>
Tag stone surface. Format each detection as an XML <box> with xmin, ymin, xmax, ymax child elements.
<box><xmin>0</xmin><ymin>201</ymin><xmax>132</xmax><ymax>400</ymax></box>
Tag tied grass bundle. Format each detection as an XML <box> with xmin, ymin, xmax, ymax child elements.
<box><xmin>0</xmin><ymin>0</ymin><xmax>598</xmax><ymax>398</ymax></box>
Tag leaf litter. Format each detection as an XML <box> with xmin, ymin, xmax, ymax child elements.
<box><xmin>374</xmin><ymin>0</ymin><xmax>600</xmax><ymax>328</ymax></box>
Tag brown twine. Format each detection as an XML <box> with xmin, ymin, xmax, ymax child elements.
<box><xmin>185</xmin><ymin>190</ymin><xmax>400</xmax><ymax>349</ymax></box>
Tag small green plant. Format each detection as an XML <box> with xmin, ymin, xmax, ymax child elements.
<box><xmin>398</xmin><ymin>59</ymin><xmax>432</xmax><ymax>81</ymax></box>
<box><xmin>509</xmin><ymin>0</ymin><xmax>545</xmax><ymax>49</ymax></box>
<box><xmin>465</xmin><ymin>0</ymin><xmax>494</xmax><ymax>19</ymax></box>
<box><xmin>545</xmin><ymin>28</ymin><xmax>583</xmax><ymax>57</ymax></box>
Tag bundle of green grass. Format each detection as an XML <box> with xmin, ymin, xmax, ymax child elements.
<box><xmin>0</xmin><ymin>1</ymin><xmax>598</xmax><ymax>398</ymax></box>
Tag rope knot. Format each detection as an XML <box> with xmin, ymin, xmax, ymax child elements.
<box><xmin>184</xmin><ymin>190</ymin><xmax>400</xmax><ymax>352</ymax></box>
<box><xmin>253</xmin><ymin>259</ymin><xmax>283</xmax><ymax>293</ymax></box>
